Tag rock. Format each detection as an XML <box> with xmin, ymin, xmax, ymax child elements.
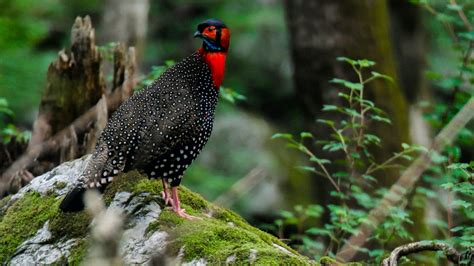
<box><xmin>0</xmin><ymin>157</ymin><xmax>314</xmax><ymax>265</ymax></box>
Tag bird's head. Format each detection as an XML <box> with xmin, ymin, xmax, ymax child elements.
<box><xmin>194</xmin><ymin>19</ymin><xmax>230</xmax><ymax>52</ymax></box>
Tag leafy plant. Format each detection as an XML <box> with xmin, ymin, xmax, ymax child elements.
<box><xmin>272</xmin><ymin>57</ymin><xmax>423</xmax><ymax>262</ymax></box>
<box><xmin>0</xmin><ymin>97</ymin><xmax>31</xmax><ymax>143</ymax></box>
<box><xmin>271</xmin><ymin>1</ymin><xmax>474</xmax><ymax>263</ymax></box>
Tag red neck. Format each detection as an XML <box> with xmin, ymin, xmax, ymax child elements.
<box><xmin>198</xmin><ymin>48</ymin><xmax>227</xmax><ymax>88</ymax></box>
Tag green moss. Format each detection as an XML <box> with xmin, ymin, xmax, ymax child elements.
<box><xmin>103</xmin><ymin>170</ymin><xmax>167</xmax><ymax>205</ymax></box>
<box><xmin>49</xmin><ymin>211</ymin><xmax>92</xmax><ymax>241</ymax></box>
<box><xmin>254</xmin><ymin>249</ymin><xmax>312</xmax><ymax>265</ymax></box>
<box><xmin>0</xmin><ymin>195</ymin><xmax>12</xmax><ymax>221</ymax></box>
<box><xmin>212</xmin><ymin>207</ymin><xmax>298</xmax><ymax>255</ymax></box>
<box><xmin>134</xmin><ymin>178</ymin><xmax>163</xmax><ymax>194</ymax></box>
<box><xmin>68</xmin><ymin>238</ymin><xmax>88</xmax><ymax>265</ymax></box>
<box><xmin>146</xmin><ymin>209</ymin><xmax>184</xmax><ymax>234</ymax></box>
<box><xmin>103</xmin><ymin>170</ymin><xmax>145</xmax><ymax>203</ymax></box>
<box><xmin>175</xmin><ymin>186</ymin><xmax>209</xmax><ymax>211</ymax></box>
<box><xmin>166</xmin><ymin>215</ymin><xmax>312</xmax><ymax>264</ymax></box>
<box><xmin>0</xmin><ymin>192</ymin><xmax>60</xmax><ymax>262</ymax></box>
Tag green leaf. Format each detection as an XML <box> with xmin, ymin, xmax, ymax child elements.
<box><xmin>271</xmin><ymin>133</ymin><xmax>293</xmax><ymax>140</ymax></box>
<box><xmin>370</xmin><ymin>115</ymin><xmax>391</xmax><ymax>124</ymax></box>
<box><xmin>453</xmin><ymin>199</ymin><xmax>471</xmax><ymax>209</ymax></box>
<box><xmin>330</xmin><ymin>78</ymin><xmax>363</xmax><ymax>91</ymax></box>
<box><xmin>306</xmin><ymin>228</ymin><xmax>332</xmax><ymax>236</ymax></box>
<box><xmin>305</xmin><ymin>205</ymin><xmax>324</xmax><ymax>217</ymax></box>
<box><xmin>220</xmin><ymin>87</ymin><xmax>247</xmax><ymax>104</ymax></box>
<box><xmin>338</xmin><ymin>92</ymin><xmax>350</xmax><ymax>100</ymax></box>
<box><xmin>274</xmin><ymin>219</ymin><xmax>283</xmax><ymax>226</ymax></box>
<box><xmin>296</xmin><ymin>166</ymin><xmax>317</xmax><ymax>173</ymax></box>
<box><xmin>322</xmin><ymin>105</ymin><xmax>339</xmax><ymax>111</ymax></box>
<box><xmin>440</xmin><ymin>182</ymin><xmax>454</xmax><ymax>190</ymax></box>
<box><xmin>362</xmin><ymin>175</ymin><xmax>377</xmax><ymax>182</ymax></box>
<box><xmin>430</xmin><ymin>152</ymin><xmax>448</xmax><ymax>164</ymax></box>
<box><xmin>336</xmin><ymin>56</ymin><xmax>356</xmax><ymax>65</ymax></box>
<box><xmin>279</xmin><ymin>210</ymin><xmax>295</xmax><ymax>219</ymax></box>
<box><xmin>446</xmin><ymin>4</ymin><xmax>463</xmax><ymax>11</ymax></box>
<box><xmin>447</xmin><ymin>163</ymin><xmax>469</xmax><ymax>170</ymax></box>
<box><xmin>357</xmin><ymin>59</ymin><xmax>375</xmax><ymax>67</ymax></box>
<box><xmin>334</xmin><ymin>171</ymin><xmax>348</xmax><ymax>178</ymax></box>
<box><xmin>317</xmin><ymin>119</ymin><xmax>335</xmax><ymax>127</ymax></box>
<box><xmin>459</xmin><ymin>31</ymin><xmax>474</xmax><ymax>41</ymax></box>
<box><xmin>322</xmin><ymin>142</ymin><xmax>344</xmax><ymax>152</ymax></box>
<box><xmin>364</xmin><ymin>134</ymin><xmax>381</xmax><ymax>145</ymax></box>
<box><xmin>343</xmin><ymin>108</ymin><xmax>361</xmax><ymax>117</ymax></box>
<box><xmin>350</xmin><ymin>152</ymin><xmax>360</xmax><ymax>159</ymax></box>
<box><xmin>300</xmin><ymin>132</ymin><xmax>313</xmax><ymax>139</ymax></box>
<box><xmin>450</xmin><ymin>226</ymin><xmax>465</xmax><ymax>233</ymax></box>
<box><xmin>310</xmin><ymin>156</ymin><xmax>331</xmax><ymax>164</ymax></box>
<box><xmin>371</xmin><ymin>71</ymin><xmax>393</xmax><ymax>82</ymax></box>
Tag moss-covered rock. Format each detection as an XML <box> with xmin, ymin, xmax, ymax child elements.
<box><xmin>0</xmin><ymin>157</ymin><xmax>316</xmax><ymax>265</ymax></box>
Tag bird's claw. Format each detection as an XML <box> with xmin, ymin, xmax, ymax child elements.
<box><xmin>173</xmin><ymin>208</ymin><xmax>202</xmax><ymax>220</ymax></box>
<box><xmin>161</xmin><ymin>191</ymin><xmax>173</xmax><ymax>207</ymax></box>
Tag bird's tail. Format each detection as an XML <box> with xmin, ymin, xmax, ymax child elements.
<box><xmin>60</xmin><ymin>185</ymin><xmax>108</xmax><ymax>212</ymax></box>
<box><xmin>60</xmin><ymin>146</ymin><xmax>111</xmax><ymax>212</ymax></box>
<box><xmin>59</xmin><ymin>186</ymin><xmax>87</xmax><ymax>212</ymax></box>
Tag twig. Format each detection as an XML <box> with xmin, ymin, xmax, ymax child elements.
<box><xmin>213</xmin><ymin>167</ymin><xmax>267</xmax><ymax>207</ymax></box>
<box><xmin>335</xmin><ymin>97</ymin><xmax>474</xmax><ymax>262</ymax></box>
<box><xmin>382</xmin><ymin>241</ymin><xmax>461</xmax><ymax>266</ymax></box>
<box><xmin>450</xmin><ymin>0</ymin><xmax>473</xmax><ymax>32</ymax></box>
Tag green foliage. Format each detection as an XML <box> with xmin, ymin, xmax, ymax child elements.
<box><xmin>0</xmin><ymin>0</ymin><xmax>60</xmax><ymax>122</ymax></box>
<box><xmin>272</xmin><ymin>1</ymin><xmax>474</xmax><ymax>263</ymax></box>
<box><xmin>0</xmin><ymin>97</ymin><xmax>31</xmax><ymax>143</ymax></box>
<box><xmin>0</xmin><ymin>192</ymin><xmax>60</xmax><ymax>262</ymax></box>
<box><xmin>220</xmin><ymin>87</ymin><xmax>247</xmax><ymax>104</ymax></box>
<box><xmin>272</xmin><ymin>57</ymin><xmax>419</xmax><ymax>262</ymax></box>
<box><xmin>414</xmin><ymin>0</ymin><xmax>474</xmax><ymax>258</ymax></box>
<box><xmin>134</xmin><ymin>60</ymin><xmax>176</xmax><ymax>92</ymax></box>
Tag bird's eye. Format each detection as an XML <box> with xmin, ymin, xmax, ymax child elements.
<box><xmin>207</xmin><ymin>27</ymin><xmax>215</xmax><ymax>32</ymax></box>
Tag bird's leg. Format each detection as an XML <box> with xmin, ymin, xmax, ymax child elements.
<box><xmin>171</xmin><ymin>186</ymin><xmax>201</xmax><ymax>220</ymax></box>
<box><xmin>161</xmin><ymin>179</ymin><xmax>173</xmax><ymax>207</ymax></box>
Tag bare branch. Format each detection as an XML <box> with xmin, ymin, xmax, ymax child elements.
<box><xmin>0</xmin><ymin>87</ymin><xmax>127</xmax><ymax>197</ymax></box>
<box><xmin>213</xmin><ymin>167</ymin><xmax>267</xmax><ymax>207</ymax></box>
<box><xmin>382</xmin><ymin>241</ymin><xmax>461</xmax><ymax>266</ymax></box>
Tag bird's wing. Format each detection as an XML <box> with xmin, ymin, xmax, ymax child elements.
<box><xmin>81</xmin><ymin>76</ymin><xmax>200</xmax><ymax>187</ymax></box>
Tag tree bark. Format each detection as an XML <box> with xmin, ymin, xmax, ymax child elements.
<box><xmin>0</xmin><ymin>16</ymin><xmax>137</xmax><ymax>197</ymax></box>
<box><xmin>30</xmin><ymin>16</ymin><xmax>105</xmax><ymax>146</ymax></box>
<box><xmin>101</xmin><ymin>0</ymin><xmax>149</xmax><ymax>69</ymax></box>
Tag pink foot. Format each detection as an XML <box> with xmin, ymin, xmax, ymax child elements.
<box><xmin>161</xmin><ymin>179</ymin><xmax>173</xmax><ymax>207</ymax></box>
<box><xmin>173</xmin><ymin>207</ymin><xmax>201</xmax><ymax>220</ymax></box>
<box><xmin>171</xmin><ymin>186</ymin><xmax>201</xmax><ymax>221</ymax></box>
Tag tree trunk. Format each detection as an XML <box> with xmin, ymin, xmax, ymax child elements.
<box><xmin>0</xmin><ymin>16</ymin><xmax>137</xmax><ymax>197</ymax></box>
<box><xmin>100</xmin><ymin>0</ymin><xmax>149</xmax><ymax>69</ymax></box>
<box><xmin>284</xmin><ymin>0</ymin><xmax>410</xmax><ymax>186</ymax></box>
<box><xmin>28</xmin><ymin>16</ymin><xmax>106</xmax><ymax>173</ymax></box>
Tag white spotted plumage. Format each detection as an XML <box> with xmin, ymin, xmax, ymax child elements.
<box><xmin>78</xmin><ymin>51</ymin><xmax>218</xmax><ymax>189</ymax></box>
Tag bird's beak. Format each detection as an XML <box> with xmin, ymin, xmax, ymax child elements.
<box><xmin>194</xmin><ymin>31</ymin><xmax>203</xmax><ymax>38</ymax></box>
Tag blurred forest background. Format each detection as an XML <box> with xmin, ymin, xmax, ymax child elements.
<box><xmin>0</xmin><ymin>0</ymin><xmax>473</xmax><ymax>264</ymax></box>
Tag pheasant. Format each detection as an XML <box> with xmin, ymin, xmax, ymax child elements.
<box><xmin>60</xmin><ymin>19</ymin><xmax>230</xmax><ymax>220</ymax></box>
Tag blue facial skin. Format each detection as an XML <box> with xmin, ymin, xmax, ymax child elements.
<box><xmin>202</xmin><ymin>38</ymin><xmax>223</xmax><ymax>52</ymax></box>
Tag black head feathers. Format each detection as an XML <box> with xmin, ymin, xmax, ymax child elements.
<box><xmin>197</xmin><ymin>18</ymin><xmax>227</xmax><ymax>32</ymax></box>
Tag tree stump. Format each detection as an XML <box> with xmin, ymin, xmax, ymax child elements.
<box><xmin>0</xmin><ymin>16</ymin><xmax>137</xmax><ymax>196</ymax></box>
